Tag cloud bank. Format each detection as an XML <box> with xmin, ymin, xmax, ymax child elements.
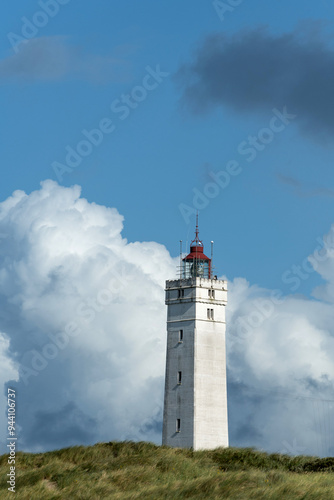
<box><xmin>0</xmin><ymin>181</ymin><xmax>334</xmax><ymax>456</ymax></box>
<box><xmin>0</xmin><ymin>181</ymin><xmax>175</xmax><ymax>452</ymax></box>
<box><xmin>176</xmin><ymin>25</ymin><xmax>334</xmax><ymax>141</ymax></box>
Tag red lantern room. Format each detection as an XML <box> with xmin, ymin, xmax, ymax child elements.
<box><xmin>182</xmin><ymin>215</ymin><xmax>212</xmax><ymax>279</ymax></box>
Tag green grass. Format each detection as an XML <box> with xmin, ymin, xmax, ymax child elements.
<box><xmin>1</xmin><ymin>441</ymin><xmax>334</xmax><ymax>499</ymax></box>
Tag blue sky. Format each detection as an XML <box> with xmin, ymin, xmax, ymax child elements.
<box><xmin>2</xmin><ymin>1</ymin><xmax>334</xmax><ymax>457</ymax></box>
<box><xmin>1</xmin><ymin>0</ymin><xmax>334</xmax><ymax>293</ymax></box>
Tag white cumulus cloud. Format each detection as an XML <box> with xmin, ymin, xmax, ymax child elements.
<box><xmin>0</xmin><ymin>180</ymin><xmax>334</xmax><ymax>456</ymax></box>
<box><xmin>0</xmin><ymin>180</ymin><xmax>175</xmax><ymax>453</ymax></box>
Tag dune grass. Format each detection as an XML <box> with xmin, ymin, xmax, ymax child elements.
<box><xmin>1</xmin><ymin>441</ymin><xmax>334</xmax><ymax>499</ymax></box>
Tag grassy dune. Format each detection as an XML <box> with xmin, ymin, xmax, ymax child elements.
<box><xmin>1</xmin><ymin>441</ymin><xmax>334</xmax><ymax>499</ymax></box>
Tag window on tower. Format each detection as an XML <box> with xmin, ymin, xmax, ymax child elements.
<box><xmin>177</xmin><ymin>371</ymin><xmax>182</xmax><ymax>385</ymax></box>
<box><xmin>207</xmin><ymin>308</ymin><xmax>214</xmax><ymax>320</ymax></box>
<box><xmin>176</xmin><ymin>418</ymin><xmax>181</xmax><ymax>433</ymax></box>
<box><xmin>179</xmin><ymin>330</ymin><xmax>183</xmax><ymax>342</ymax></box>
<box><xmin>178</xmin><ymin>289</ymin><xmax>184</xmax><ymax>298</ymax></box>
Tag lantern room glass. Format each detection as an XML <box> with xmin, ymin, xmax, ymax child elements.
<box><xmin>182</xmin><ymin>259</ymin><xmax>210</xmax><ymax>278</ymax></box>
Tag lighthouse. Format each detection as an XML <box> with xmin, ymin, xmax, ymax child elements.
<box><xmin>162</xmin><ymin>220</ymin><xmax>228</xmax><ymax>450</ymax></box>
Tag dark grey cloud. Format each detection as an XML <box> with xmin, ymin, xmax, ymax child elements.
<box><xmin>24</xmin><ymin>402</ymin><xmax>98</xmax><ymax>451</ymax></box>
<box><xmin>277</xmin><ymin>173</ymin><xmax>334</xmax><ymax>197</ymax></box>
<box><xmin>176</xmin><ymin>26</ymin><xmax>334</xmax><ymax>141</ymax></box>
<box><xmin>277</xmin><ymin>174</ymin><xmax>301</xmax><ymax>188</ymax></box>
<box><xmin>0</xmin><ymin>36</ymin><xmax>133</xmax><ymax>83</ymax></box>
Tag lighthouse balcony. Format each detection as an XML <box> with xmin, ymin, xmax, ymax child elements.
<box><xmin>165</xmin><ymin>277</ymin><xmax>227</xmax><ymax>305</ymax></box>
<box><xmin>165</xmin><ymin>277</ymin><xmax>227</xmax><ymax>289</ymax></box>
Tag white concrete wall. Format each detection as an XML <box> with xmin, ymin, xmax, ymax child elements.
<box><xmin>162</xmin><ymin>278</ymin><xmax>228</xmax><ymax>450</ymax></box>
<box><xmin>162</xmin><ymin>320</ymin><xmax>195</xmax><ymax>448</ymax></box>
<box><xmin>193</xmin><ymin>320</ymin><xmax>229</xmax><ymax>450</ymax></box>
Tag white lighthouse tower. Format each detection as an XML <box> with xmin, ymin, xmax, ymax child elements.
<box><xmin>162</xmin><ymin>220</ymin><xmax>228</xmax><ymax>450</ymax></box>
